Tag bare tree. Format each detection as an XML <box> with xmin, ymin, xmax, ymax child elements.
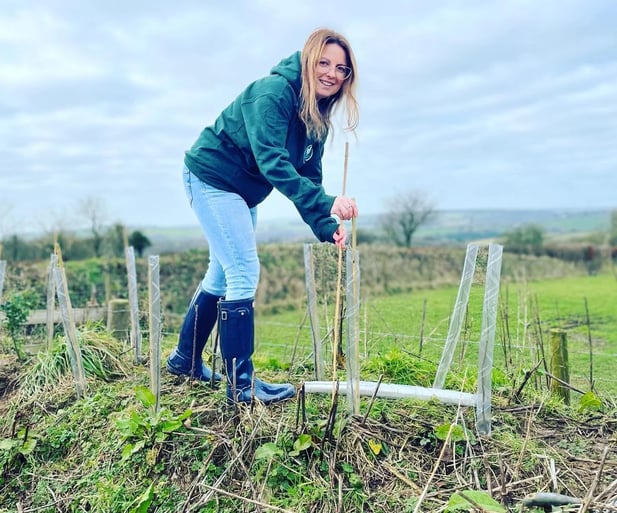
<box><xmin>79</xmin><ymin>196</ymin><xmax>108</xmax><ymax>257</ymax></box>
<box><xmin>34</xmin><ymin>207</ymin><xmax>73</xmax><ymax>254</ymax></box>
<box><xmin>381</xmin><ymin>191</ymin><xmax>436</xmax><ymax>247</ymax></box>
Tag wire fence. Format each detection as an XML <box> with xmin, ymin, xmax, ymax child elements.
<box><xmin>1</xmin><ymin>244</ymin><xmax>615</xmax><ymax>403</ymax></box>
<box><xmin>256</xmin><ymin>320</ymin><xmax>617</xmax><ymax>392</ymax></box>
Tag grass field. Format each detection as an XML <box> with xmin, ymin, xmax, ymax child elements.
<box><xmin>252</xmin><ymin>271</ymin><xmax>617</xmax><ymax>396</ymax></box>
<box><xmin>3</xmin><ymin>267</ymin><xmax>615</xmax><ymax>512</ymax></box>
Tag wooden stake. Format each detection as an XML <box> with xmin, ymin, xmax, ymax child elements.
<box><xmin>584</xmin><ymin>297</ymin><xmax>594</xmax><ymax>390</ymax></box>
<box><xmin>549</xmin><ymin>329</ymin><xmax>570</xmax><ymax>405</ymax></box>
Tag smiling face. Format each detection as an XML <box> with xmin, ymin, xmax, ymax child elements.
<box><xmin>315</xmin><ymin>43</ymin><xmax>349</xmax><ymax>100</ymax></box>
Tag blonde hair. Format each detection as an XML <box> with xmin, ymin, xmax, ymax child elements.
<box><xmin>299</xmin><ymin>28</ymin><xmax>359</xmax><ymax>141</ymax></box>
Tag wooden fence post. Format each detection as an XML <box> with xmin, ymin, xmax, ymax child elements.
<box><xmin>107</xmin><ymin>298</ymin><xmax>130</xmax><ymax>340</ymax></box>
<box><xmin>549</xmin><ymin>329</ymin><xmax>570</xmax><ymax>405</ymax></box>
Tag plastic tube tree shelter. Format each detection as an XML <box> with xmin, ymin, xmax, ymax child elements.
<box><xmin>0</xmin><ymin>259</ymin><xmax>6</xmax><ymax>304</ymax></box>
<box><xmin>0</xmin><ymin>257</ymin><xmax>6</xmax><ymax>339</ymax></box>
<box><xmin>148</xmin><ymin>255</ymin><xmax>161</xmax><ymax>414</ymax></box>
<box><xmin>345</xmin><ymin>246</ymin><xmax>361</xmax><ymax>414</ymax></box>
<box><xmin>125</xmin><ymin>245</ymin><xmax>143</xmax><ymax>364</ymax></box>
<box><xmin>303</xmin><ymin>243</ymin><xmax>324</xmax><ymax>380</ymax></box>
<box><xmin>304</xmin><ymin>243</ymin><xmax>504</xmax><ymax>436</ymax></box>
<box><xmin>474</xmin><ymin>243</ymin><xmax>503</xmax><ymax>435</ymax></box>
<box><xmin>45</xmin><ymin>255</ymin><xmax>56</xmax><ymax>350</ymax></box>
<box><xmin>52</xmin><ymin>245</ymin><xmax>88</xmax><ymax>398</ymax></box>
<box><xmin>433</xmin><ymin>244</ymin><xmax>479</xmax><ymax>389</ymax></box>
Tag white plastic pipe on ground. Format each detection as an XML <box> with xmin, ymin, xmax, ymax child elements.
<box><xmin>303</xmin><ymin>380</ymin><xmax>477</xmax><ymax>407</ymax></box>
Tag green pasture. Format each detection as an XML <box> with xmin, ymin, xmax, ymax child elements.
<box><xmin>253</xmin><ymin>272</ymin><xmax>617</xmax><ymax>396</ymax></box>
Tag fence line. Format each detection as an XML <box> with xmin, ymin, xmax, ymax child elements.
<box><xmin>257</xmin><ymin>320</ymin><xmax>617</xmax><ymax>359</ymax></box>
<box><xmin>0</xmin><ymin>306</ymin><xmax>107</xmax><ymax>325</ymax></box>
<box><xmin>1</xmin><ymin>249</ymin><xmax>613</xmax><ymax>400</ymax></box>
<box><xmin>256</xmin><ymin>320</ymin><xmax>617</xmax><ymax>392</ymax></box>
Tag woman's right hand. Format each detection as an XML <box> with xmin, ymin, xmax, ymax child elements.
<box><xmin>331</xmin><ymin>196</ymin><xmax>358</xmax><ymax>221</ymax></box>
<box><xmin>333</xmin><ymin>225</ymin><xmax>347</xmax><ymax>248</ymax></box>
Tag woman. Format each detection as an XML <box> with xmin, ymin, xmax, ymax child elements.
<box><xmin>167</xmin><ymin>28</ymin><xmax>360</xmax><ymax>405</ymax></box>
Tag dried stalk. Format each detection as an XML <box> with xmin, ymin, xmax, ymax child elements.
<box><xmin>413</xmin><ymin>416</ymin><xmax>460</xmax><ymax>513</ymax></box>
<box><xmin>514</xmin><ymin>401</ymin><xmax>543</xmax><ymax>480</ymax></box>
<box><xmin>578</xmin><ymin>445</ymin><xmax>610</xmax><ymax>513</ymax></box>
<box><xmin>202</xmin><ymin>484</ymin><xmax>296</xmax><ymax>513</ymax></box>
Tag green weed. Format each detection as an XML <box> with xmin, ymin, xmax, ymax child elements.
<box><xmin>114</xmin><ymin>385</ymin><xmax>191</xmax><ymax>465</ymax></box>
<box><xmin>0</xmin><ymin>289</ymin><xmax>37</xmax><ymax>360</ymax></box>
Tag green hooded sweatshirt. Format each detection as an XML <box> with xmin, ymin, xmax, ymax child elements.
<box><xmin>184</xmin><ymin>51</ymin><xmax>339</xmax><ymax>243</ymax></box>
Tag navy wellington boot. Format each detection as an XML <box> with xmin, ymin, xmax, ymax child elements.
<box><xmin>167</xmin><ymin>288</ymin><xmax>223</xmax><ymax>384</ymax></box>
<box><xmin>218</xmin><ymin>298</ymin><xmax>296</xmax><ymax>405</ymax></box>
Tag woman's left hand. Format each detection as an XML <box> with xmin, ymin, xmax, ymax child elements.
<box><xmin>331</xmin><ymin>196</ymin><xmax>358</xmax><ymax>221</ymax></box>
<box><xmin>333</xmin><ymin>225</ymin><xmax>347</xmax><ymax>248</ymax></box>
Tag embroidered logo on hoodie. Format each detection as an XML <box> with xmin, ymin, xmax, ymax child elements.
<box><xmin>303</xmin><ymin>144</ymin><xmax>314</xmax><ymax>163</ymax></box>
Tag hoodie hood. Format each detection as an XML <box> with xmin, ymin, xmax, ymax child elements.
<box><xmin>270</xmin><ymin>51</ymin><xmax>302</xmax><ymax>94</ymax></box>
<box><xmin>184</xmin><ymin>48</ymin><xmax>339</xmax><ymax>244</ymax></box>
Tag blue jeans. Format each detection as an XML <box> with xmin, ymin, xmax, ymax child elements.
<box><xmin>183</xmin><ymin>165</ymin><xmax>259</xmax><ymax>301</ymax></box>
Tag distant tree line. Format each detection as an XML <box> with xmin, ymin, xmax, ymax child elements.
<box><xmin>2</xmin><ymin>194</ymin><xmax>615</xmax><ymax>268</ymax></box>
<box><xmin>0</xmin><ymin>225</ymin><xmax>152</xmax><ymax>262</ymax></box>
<box><xmin>500</xmin><ymin>222</ymin><xmax>612</xmax><ymax>275</ymax></box>
<box><xmin>0</xmin><ymin>196</ymin><xmax>151</xmax><ymax>262</ymax></box>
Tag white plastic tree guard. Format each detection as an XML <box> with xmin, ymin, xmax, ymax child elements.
<box><xmin>125</xmin><ymin>246</ymin><xmax>143</xmax><ymax>364</ymax></box>
<box><xmin>303</xmin><ymin>244</ymin><xmax>324</xmax><ymax>380</ymax></box>
<box><xmin>148</xmin><ymin>255</ymin><xmax>162</xmax><ymax>414</ymax></box>
<box><xmin>303</xmin><ymin>243</ymin><xmax>503</xmax><ymax>436</ymax></box>
<box><xmin>0</xmin><ymin>260</ymin><xmax>6</xmax><ymax>304</ymax></box>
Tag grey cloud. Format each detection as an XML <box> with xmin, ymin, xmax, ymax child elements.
<box><xmin>1</xmin><ymin>0</ymin><xmax>616</xmax><ymax>234</ymax></box>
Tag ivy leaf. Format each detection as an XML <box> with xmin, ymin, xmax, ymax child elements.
<box><xmin>0</xmin><ymin>438</ymin><xmax>18</xmax><ymax>451</ymax></box>
<box><xmin>254</xmin><ymin>442</ymin><xmax>283</xmax><ymax>461</ymax></box>
<box><xmin>19</xmin><ymin>437</ymin><xmax>37</xmax><ymax>456</ymax></box>
<box><xmin>292</xmin><ymin>434</ymin><xmax>313</xmax><ymax>453</ymax></box>
<box><xmin>435</xmin><ymin>423</ymin><xmax>467</xmax><ymax>443</ymax></box>
<box><xmin>446</xmin><ymin>490</ymin><xmax>506</xmax><ymax>512</ymax></box>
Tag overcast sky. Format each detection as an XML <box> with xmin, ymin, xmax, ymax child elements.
<box><xmin>1</xmin><ymin>1</ymin><xmax>616</xmax><ymax>236</ymax></box>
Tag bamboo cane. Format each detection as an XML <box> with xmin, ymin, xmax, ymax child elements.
<box><xmin>331</xmin><ymin>142</ymin><xmax>349</xmax><ymax>387</ymax></box>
